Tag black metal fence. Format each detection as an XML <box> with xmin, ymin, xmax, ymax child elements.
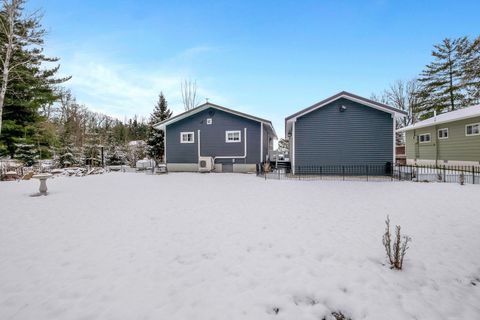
<box><xmin>395</xmin><ymin>164</ymin><xmax>479</xmax><ymax>184</ymax></box>
<box><xmin>256</xmin><ymin>163</ymin><xmax>480</xmax><ymax>184</ymax></box>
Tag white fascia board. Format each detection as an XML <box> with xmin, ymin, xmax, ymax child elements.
<box><xmin>154</xmin><ymin>105</ymin><xmax>210</xmax><ymax>130</ymax></box>
<box><xmin>154</xmin><ymin>104</ymin><xmax>277</xmax><ymax>138</ymax></box>
<box><xmin>287</xmin><ymin>94</ymin><xmax>405</xmax><ymax>125</ymax></box>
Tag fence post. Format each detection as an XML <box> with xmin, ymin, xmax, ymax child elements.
<box><xmin>472</xmin><ymin>166</ymin><xmax>475</xmax><ymax>185</ymax></box>
<box><xmin>342</xmin><ymin>165</ymin><xmax>345</xmax><ymax>181</ymax></box>
<box><xmin>366</xmin><ymin>165</ymin><xmax>368</xmax><ymax>181</ymax></box>
<box><xmin>443</xmin><ymin>166</ymin><xmax>446</xmax><ymax>182</ymax></box>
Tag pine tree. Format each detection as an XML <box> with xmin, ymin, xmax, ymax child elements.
<box><xmin>463</xmin><ymin>36</ymin><xmax>480</xmax><ymax>104</ymax></box>
<box><xmin>417</xmin><ymin>37</ymin><xmax>470</xmax><ymax>118</ymax></box>
<box><xmin>14</xmin><ymin>141</ymin><xmax>37</xmax><ymax>166</ymax></box>
<box><xmin>58</xmin><ymin>144</ymin><xmax>76</xmax><ymax>168</ymax></box>
<box><xmin>0</xmin><ymin>0</ymin><xmax>70</xmax><ymax>155</ymax></box>
<box><xmin>83</xmin><ymin>131</ymin><xmax>101</xmax><ymax>166</ymax></box>
<box><xmin>277</xmin><ymin>138</ymin><xmax>289</xmax><ymax>153</ymax></box>
<box><xmin>146</xmin><ymin>93</ymin><xmax>172</xmax><ymax>161</ymax></box>
<box><xmin>106</xmin><ymin>146</ymin><xmax>127</xmax><ymax>166</ymax></box>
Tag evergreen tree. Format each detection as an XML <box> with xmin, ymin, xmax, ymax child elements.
<box><xmin>277</xmin><ymin>138</ymin><xmax>289</xmax><ymax>153</ymax></box>
<box><xmin>14</xmin><ymin>141</ymin><xmax>37</xmax><ymax>166</ymax></box>
<box><xmin>106</xmin><ymin>145</ymin><xmax>127</xmax><ymax>166</ymax></box>
<box><xmin>146</xmin><ymin>93</ymin><xmax>172</xmax><ymax>161</ymax></box>
<box><xmin>58</xmin><ymin>144</ymin><xmax>76</xmax><ymax>167</ymax></box>
<box><xmin>417</xmin><ymin>37</ymin><xmax>470</xmax><ymax>118</ymax></box>
<box><xmin>0</xmin><ymin>0</ymin><xmax>70</xmax><ymax>156</ymax></box>
<box><xmin>463</xmin><ymin>36</ymin><xmax>480</xmax><ymax>103</ymax></box>
<box><xmin>83</xmin><ymin>131</ymin><xmax>101</xmax><ymax>166</ymax></box>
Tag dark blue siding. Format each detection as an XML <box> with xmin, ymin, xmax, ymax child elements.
<box><xmin>262</xmin><ymin>124</ymin><xmax>273</xmax><ymax>162</ymax></box>
<box><xmin>295</xmin><ymin>98</ymin><xmax>393</xmax><ymax>167</ymax></box>
<box><xmin>166</xmin><ymin>107</ymin><xmax>261</xmax><ymax>164</ymax></box>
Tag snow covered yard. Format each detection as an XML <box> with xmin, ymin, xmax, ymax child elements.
<box><xmin>1</xmin><ymin>173</ymin><xmax>479</xmax><ymax>320</ymax></box>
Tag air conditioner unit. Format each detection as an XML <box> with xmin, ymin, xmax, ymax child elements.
<box><xmin>198</xmin><ymin>156</ymin><xmax>214</xmax><ymax>172</ymax></box>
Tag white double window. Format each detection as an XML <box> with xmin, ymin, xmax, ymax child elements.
<box><xmin>419</xmin><ymin>133</ymin><xmax>431</xmax><ymax>143</ymax></box>
<box><xmin>466</xmin><ymin>123</ymin><xmax>480</xmax><ymax>136</ymax></box>
<box><xmin>225</xmin><ymin>130</ymin><xmax>241</xmax><ymax>143</ymax></box>
<box><xmin>438</xmin><ymin>128</ymin><xmax>448</xmax><ymax>139</ymax></box>
<box><xmin>180</xmin><ymin>132</ymin><xmax>194</xmax><ymax>143</ymax></box>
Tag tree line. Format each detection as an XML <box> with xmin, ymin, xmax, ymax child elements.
<box><xmin>0</xmin><ymin>0</ymin><xmax>178</xmax><ymax>167</ymax></box>
<box><xmin>372</xmin><ymin>36</ymin><xmax>480</xmax><ymax>134</ymax></box>
<box><xmin>4</xmin><ymin>1</ymin><xmax>478</xmax><ymax>165</ymax></box>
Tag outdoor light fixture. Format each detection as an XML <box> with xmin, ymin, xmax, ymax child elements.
<box><xmin>339</xmin><ymin>105</ymin><xmax>347</xmax><ymax>112</ymax></box>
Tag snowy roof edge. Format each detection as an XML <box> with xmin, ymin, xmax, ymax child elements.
<box><xmin>397</xmin><ymin>104</ymin><xmax>480</xmax><ymax>132</ymax></box>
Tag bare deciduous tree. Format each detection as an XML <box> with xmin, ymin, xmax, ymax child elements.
<box><xmin>181</xmin><ymin>79</ymin><xmax>199</xmax><ymax>111</ymax></box>
<box><xmin>386</xmin><ymin>79</ymin><xmax>421</xmax><ymax>127</ymax></box>
<box><xmin>372</xmin><ymin>79</ymin><xmax>422</xmax><ymax>144</ymax></box>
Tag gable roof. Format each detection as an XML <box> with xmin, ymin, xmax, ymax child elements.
<box><xmin>154</xmin><ymin>102</ymin><xmax>277</xmax><ymax>139</ymax></box>
<box><xmin>286</xmin><ymin>91</ymin><xmax>407</xmax><ymax>121</ymax></box>
<box><xmin>285</xmin><ymin>91</ymin><xmax>407</xmax><ymax>138</ymax></box>
<box><xmin>397</xmin><ymin>104</ymin><xmax>480</xmax><ymax>132</ymax></box>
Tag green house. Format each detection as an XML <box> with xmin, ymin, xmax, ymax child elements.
<box><xmin>398</xmin><ymin>105</ymin><xmax>480</xmax><ymax>166</ymax></box>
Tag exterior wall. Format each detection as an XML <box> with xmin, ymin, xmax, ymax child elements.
<box><xmin>167</xmin><ymin>163</ymin><xmax>198</xmax><ymax>172</ymax></box>
<box><xmin>165</xmin><ymin>107</ymin><xmax>262</xmax><ymax>167</ymax></box>
<box><xmin>233</xmin><ymin>164</ymin><xmax>257</xmax><ymax>173</ymax></box>
<box><xmin>167</xmin><ymin>163</ymin><xmax>255</xmax><ymax>173</ymax></box>
<box><xmin>262</xmin><ymin>123</ymin><xmax>273</xmax><ymax>162</ymax></box>
<box><xmin>294</xmin><ymin>98</ymin><xmax>394</xmax><ymax>167</ymax></box>
<box><xmin>405</xmin><ymin>116</ymin><xmax>480</xmax><ymax>165</ymax></box>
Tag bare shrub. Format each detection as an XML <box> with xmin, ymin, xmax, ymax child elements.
<box><xmin>322</xmin><ymin>311</ymin><xmax>352</xmax><ymax>320</ymax></box>
<box><xmin>382</xmin><ymin>216</ymin><xmax>411</xmax><ymax>270</ymax></box>
<box><xmin>331</xmin><ymin>311</ymin><xmax>351</xmax><ymax>320</ymax></box>
<box><xmin>262</xmin><ymin>162</ymin><xmax>271</xmax><ymax>180</ymax></box>
<box><xmin>459</xmin><ymin>172</ymin><xmax>465</xmax><ymax>185</ymax></box>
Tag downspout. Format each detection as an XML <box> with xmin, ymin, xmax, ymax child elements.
<box><xmin>164</xmin><ymin>128</ymin><xmax>167</xmax><ymax>163</ymax></box>
<box><xmin>198</xmin><ymin>128</ymin><xmax>248</xmax><ymax>161</ymax></box>
<box><xmin>292</xmin><ymin>121</ymin><xmax>296</xmax><ymax>175</ymax></box>
<box><xmin>260</xmin><ymin>122</ymin><xmax>264</xmax><ymax>163</ymax></box>
<box><xmin>392</xmin><ymin>114</ymin><xmax>396</xmax><ymax>165</ymax></box>
<box><xmin>197</xmin><ymin>129</ymin><xmax>201</xmax><ymax>160</ymax></box>
<box><xmin>214</xmin><ymin>128</ymin><xmax>248</xmax><ymax>160</ymax></box>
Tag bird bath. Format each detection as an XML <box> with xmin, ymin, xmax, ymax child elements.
<box><xmin>32</xmin><ymin>174</ymin><xmax>53</xmax><ymax>196</ymax></box>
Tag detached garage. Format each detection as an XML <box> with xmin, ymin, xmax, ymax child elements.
<box><xmin>285</xmin><ymin>91</ymin><xmax>407</xmax><ymax>174</ymax></box>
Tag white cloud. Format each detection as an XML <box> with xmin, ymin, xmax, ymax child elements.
<box><xmin>58</xmin><ymin>47</ymin><xmax>226</xmax><ymax>121</ymax></box>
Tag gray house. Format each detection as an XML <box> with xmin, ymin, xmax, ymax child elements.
<box><xmin>285</xmin><ymin>91</ymin><xmax>407</xmax><ymax>174</ymax></box>
<box><xmin>155</xmin><ymin>102</ymin><xmax>277</xmax><ymax>173</ymax></box>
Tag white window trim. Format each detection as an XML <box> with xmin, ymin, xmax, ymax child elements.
<box><xmin>438</xmin><ymin>128</ymin><xmax>448</xmax><ymax>140</ymax></box>
<box><xmin>419</xmin><ymin>133</ymin><xmax>431</xmax><ymax>143</ymax></box>
<box><xmin>225</xmin><ymin>130</ymin><xmax>241</xmax><ymax>143</ymax></box>
<box><xmin>180</xmin><ymin>131</ymin><xmax>195</xmax><ymax>143</ymax></box>
<box><xmin>465</xmin><ymin>123</ymin><xmax>480</xmax><ymax>136</ymax></box>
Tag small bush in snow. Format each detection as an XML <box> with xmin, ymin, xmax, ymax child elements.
<box><xmin>322</xmin><ymin>311</ymin><xmax>351</xmax><ymax>320</ymax></box>
<box><xmin>382</xmin><ymin>216</ymin><xmax>411</xmax><ymax>270</ymax></box>
<box><xmin>459</xmin><ymin>172</ymin><xmax>465</xmax><ymax>185</ymax></box>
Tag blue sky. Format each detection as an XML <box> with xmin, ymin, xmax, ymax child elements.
<box><xmin>30</xmin><ymin>0</ymin><xmax>480</xmax><ymax>137</ymax></box>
